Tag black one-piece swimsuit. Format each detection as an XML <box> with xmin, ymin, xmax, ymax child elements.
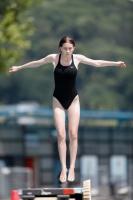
<box><xmin>53</xmin><ymin>54</ymin><xmax>78</xmax><ymax>109</ymax></box>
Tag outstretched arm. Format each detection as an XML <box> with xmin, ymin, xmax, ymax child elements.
<box><xmin>9</xmin><ymin>54</ymin><xmax>55</xmax><ymax>73</ymax></box>
<box><xmin>77</xmin><ymin>55</ymin><xmax>126</xmax><ymax>68</ymax></box>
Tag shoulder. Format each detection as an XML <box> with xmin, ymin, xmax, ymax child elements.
<box><xmin>73</xmin><ymin>54</ymin><xmax>85</xmax><ymax>59</ymax></box>
<box><xmin>72</xmin><ymin>54</ymin><xmax>84</xmax><ymax>68</ymax></box>
<box><xmin>45</xmin><ymin>54</ymin><xmax>60</xmax><ymax>62</ymax></box>
<box><xmin>48</xmin><ymin>54</ymin><xmax>60</xmax><ymax>67</ymax></box>
<box><xmin>47</xmin><ymin>53</ymin><xmax>58</xmax><ymax>59</ymax></box>
<box><xmin>73</xmin><ymin>54</ymin><xmax>86</xmax><ymax>62</ymax></box>
<box><xmin>50</xmin><ymin>53</ymin><xmax>60</xmax><ymax>59</ymax></box>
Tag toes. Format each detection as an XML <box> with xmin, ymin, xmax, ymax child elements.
<box><xmin>68</xmin><ymin>169</ymin><xmax>75</xmax><ymax>182</ymax></box>
<box><xmin>59</xmin><ymin>169</ymin><xmax>67</xmax><ymax>183</ymax></box>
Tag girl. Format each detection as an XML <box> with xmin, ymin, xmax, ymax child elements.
<box><xmin>9</xmin><ymin>36</ymin><xmax>126</xmax><ymax>182</ymax></box>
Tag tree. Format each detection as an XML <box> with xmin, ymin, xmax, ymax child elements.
<box><xmin>0</xmin><ymin>0</ymin><xmax>42</xmax><ymax>73</ymax></box>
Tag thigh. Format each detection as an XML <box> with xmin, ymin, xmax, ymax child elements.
<box><xmin>68</xmin><ymin>96</ymin><xmax>80</xmax><ymax>132</ymax></box>
<box><xmin>53</xmin><ymin>97</ymin><xmax>66</xmax><ymax>133</ymax></box>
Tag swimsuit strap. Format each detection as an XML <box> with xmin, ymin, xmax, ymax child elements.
<box><xmin>57</xmin><ymin>54</ymin><xmax>61</xmax><ymax>65</ymax></box>
<box><xmin>71</xmin><ymin>54</ymin><xmax>74</xmax><ymax>65</ymax></box>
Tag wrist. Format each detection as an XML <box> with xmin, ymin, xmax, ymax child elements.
<box><xmin>18</xmin><ymin>66</ymin><xmax>22</xmax><ymax>70</ymax></box>
<box><xmin>115</xmin><ymin>62</ymin><xmax>119</xmax><ymax>67</ymax></box>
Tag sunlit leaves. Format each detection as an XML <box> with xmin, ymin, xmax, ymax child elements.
<box><xmin>0</xmin><ymin>0</ymin><xmax>42</xmax><ymax>73</ymax></box>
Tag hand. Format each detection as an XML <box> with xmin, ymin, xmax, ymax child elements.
<box><xmin>9</xmin><ymin>66</ymin><xmax>20</xmax><ymax>73</ymax></box>
<box><xmin>116</xmin><ymin>61</ymin><xmax>126</xmax><ymax>68</ymax></box>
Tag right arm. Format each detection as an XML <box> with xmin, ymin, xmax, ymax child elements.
<box><xmin>9</xmin><ymin>54</ymin><xmax>55</xmax><ymax>73</ymax></box>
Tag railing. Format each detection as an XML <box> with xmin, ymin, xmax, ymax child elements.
<box><xmin>0</xmin><ymin>165</ymin><xmax>33</xmax><ymax>200</ymax></box>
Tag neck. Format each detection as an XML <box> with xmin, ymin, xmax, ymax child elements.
<box><xmin>61</xmin><ymin>54</ymin><xmax>72</xmax><ymax>61</ymax></box>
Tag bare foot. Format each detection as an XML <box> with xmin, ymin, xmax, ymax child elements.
<box><xmin>68</xmin><ymin>167</ymin><xmax>75</xmax><ymax>182</ymax></box>
<box><xmin>59</xmin><ymin>168</ymin><xmax>67</xmax><ymax>182</ymax></box>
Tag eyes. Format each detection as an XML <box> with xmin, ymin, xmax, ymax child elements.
<box><xmin>63</xmin><ymin>47</ymin><xmax>73</xmax><ymax>51</ymax></box>
<box><xmin>60</xmin><ymin>44</ymin><xmax>75</xmax><ymax>52</ymax></box>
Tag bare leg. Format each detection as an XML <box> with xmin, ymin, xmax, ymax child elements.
<box><xmin>53</xmin><ymin>97</ymin><xmax>67</xmax><ymax>182</ymax></box>
<box><xmin>67</xmin><ymin>95</ymin><xmax>80</xmax><ymax>181</ymax></box>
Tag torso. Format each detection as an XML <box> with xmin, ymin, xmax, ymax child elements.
<box><xmin>53</xmin><ymin>54</ymin><xmax>78</xmax><ymax>109</ymax></box>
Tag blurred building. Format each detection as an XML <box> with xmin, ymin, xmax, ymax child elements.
<box><xmin>0</xmin><ymin>103</ymin><xmax>133</xmax><ymax>193</ymax></box>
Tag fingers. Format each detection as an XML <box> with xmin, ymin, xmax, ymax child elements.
<box><xmin>9</xmin><ymin>66</ymin><xmax>17</xmax><ymax>72</ymax></box>
<box><xmin>118</xmin><ymin>61</ymin><xmax>126</xmax><ymax>68</ymax></box>
<box><xmin>121</xmin><ymin>62</ymin><xmax>126</xmax><ymax>68</ymax></box>
<box><xmin>9</xmin><ymin>68</ymin><xmax>14</xmax><ymax>73</ymax></box>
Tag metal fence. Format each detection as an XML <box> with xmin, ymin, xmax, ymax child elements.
<box><xmin>0</xmin><ymin>163</ymin><xmax>33</xmax><ymax>200</ymax></box>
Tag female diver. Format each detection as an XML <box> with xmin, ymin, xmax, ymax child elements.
<box><xmin>9</xmin><ymin>36</ymin><xmax>126</xmax><ymax>182</ymax></box>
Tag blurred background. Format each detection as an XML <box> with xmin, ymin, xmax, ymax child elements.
<box><xmin>0</xmin><ymin>0</ymin><xmax>133</xmax><ymax>200</ymax></box>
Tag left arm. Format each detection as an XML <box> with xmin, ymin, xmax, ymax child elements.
<box><xmin>76</xmin><ymin>55</ymin><xmax>126</xmax><ymax>68</ymax></box>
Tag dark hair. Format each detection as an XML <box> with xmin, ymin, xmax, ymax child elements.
<box><xmin>58</xmin><ymin>36</ymin><xmax>75</xmax><ymax>48</ymax></box>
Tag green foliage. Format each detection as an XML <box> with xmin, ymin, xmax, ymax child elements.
<box><xmin>0</xmin><ymin>0</ymin><xmax>133</xmax><ymax>110</ymax></box>
<box><xmin>0</xmin><ymin>0</ymin><xmax>42</xmax><ymax>73</ymax></box>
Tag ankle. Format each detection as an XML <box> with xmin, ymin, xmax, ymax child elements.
<box><xmin>61</xmin><ymin>165</ymin><xmax>67</xmax><ymax>170</ymax></box>
<box><xmin>69</xmin><ymin>165</ymin><xmax>75</xmax><ymax>169</ymax></box>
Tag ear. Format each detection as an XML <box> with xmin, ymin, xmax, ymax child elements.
<box><xmin>59</xmin><ymin>47</ymin><xmax>62</xmax><ymax>52</ymax></box>
<box><xmin>73</xmin><ymin>47</ymin><xmax>75</xmax><ymax>51</ymax></box>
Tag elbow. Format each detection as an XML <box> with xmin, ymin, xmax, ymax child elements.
<box><xmin>94</xmin><ymin>62</ymin><xmax>101</xmax><ymax>67</ymax></box>
<box><xmin>34</xmin><ymin>61</ymin><xmax>40</xmax><ymax>68</ymax></box>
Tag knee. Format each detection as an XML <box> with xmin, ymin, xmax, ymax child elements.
<box><xmin>69</xmin><ymin>130</ymin><xmax>77</xmax><ymax>140</ymax></box>
<box><xmin>58</xmin><ymin>130</ymin><xmax>66</xmax><ymax>141</ymax></box>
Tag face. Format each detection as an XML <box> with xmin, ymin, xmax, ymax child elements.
<box><xmin>60</xmin><ymin>43</ymin><xmax>75</xmax><ymax>56</ymax></box>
